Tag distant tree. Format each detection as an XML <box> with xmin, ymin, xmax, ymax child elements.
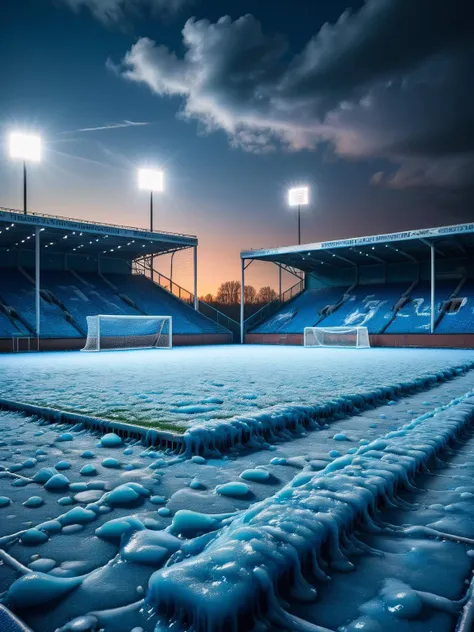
<box><xmin>216</xmin><ymin>280</ymin><xmax>241</xmax><ymax>305</ymax></box>
<box><xmin>244</xmin><ymin>285</ymin><xmax>257</xmax><ymax>304</ymax></box>
<box><xmin>258</xmin><ymin>286</ymin><xmax>278</xmax><ymax>303</ymax></box>
<box><xmin>200</xmin><ymin>293</ymin><xmax>215</xmax><ymax>303</ymax></box>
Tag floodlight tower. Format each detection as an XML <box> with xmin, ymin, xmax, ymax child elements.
<box><xmin>8</xmin><ymin>132</ymin><xmax>42</xmax><ymax>214</ymax></box>
<box><xmin>138</xmin><ymin>168</ymin><xmax>164</xmax><ymax>280</ymax></box>
<box><xmin>288</xmin><ymin>186</ymin><xmax>309</xmax><ymax>245</ymax></box>
<box><xmin>138</xmin><ymin>168</ymin><xmax>164</xmax><ymax>232</ymax></box>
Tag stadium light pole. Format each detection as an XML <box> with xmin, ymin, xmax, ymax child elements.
<box><xmin>288</xmin><ymin>186</ymin><xmax>309</xmax><ymax>245</ymax></box>
<box><xmin>138</xmin><ymin>168</ymin><xmax>164</xmax><ymax>281</ymax></box>
<box><xmin>8</xmin><ymin>132</ymin><xmax>42</xmax><ymax>214</ymax></box>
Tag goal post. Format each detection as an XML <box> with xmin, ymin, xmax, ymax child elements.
<box><xmin>82</xmin><ymin>315</ymin><xmax>172</xmax><ymax>352</ymax></box>
<box><xmin>304</xmin><ymin>326</ymin><xmax>370</xmax><ymax>348</ymax></box>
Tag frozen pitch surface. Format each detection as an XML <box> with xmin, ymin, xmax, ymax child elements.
<box><xmin>2</xmin><ymin>345</ymin><xmax>474</xmax><ymax>432</ymax></box>
<box><xmin>1</xmin><ymin>346</ymin><xmax>474</xmax><ymax>631</ymax></box>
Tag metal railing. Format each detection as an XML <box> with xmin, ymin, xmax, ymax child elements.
<box><xmin>244</xmin><ymin>279</ymin><xmax>304</xmax><ymax>332</ymax></box>
<box><xmin>198</xmin><ymin>301</ymin><xmax>240</xmax><ymax>336</ymax></box>
<box><xmin>132</xmin><ymin>259</ymin><xmax>238</xmax><ymax>336</ymax></box>
<box><xmin>0</xmin><ymin>207</ymin><xmax>197</xmax><ymax>240</ymax></box>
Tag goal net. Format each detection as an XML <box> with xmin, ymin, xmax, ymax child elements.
<box><xmin>82</xmin><ymin>315</ymin><xmax>172</xmax><ymax>352</ymax></box>
<box><xmin>304</xmin><ymin>326</ymin><xmax>370</xmax><ymax>348</ymax></box>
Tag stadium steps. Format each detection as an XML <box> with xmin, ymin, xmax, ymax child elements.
<box><xmin>314</xmin><ymin>283</ymin><xmax>403</xmax><ymax>333</ymax></box>
<box><xmin>149</xmin><ymin>266</ymin><xmax>237</xmax><ymax>336</ymax></box>
<box><xmin>19</xmin><ymin>268</ymin><xmax>85</xmax><ymax>337</ymax></box>
<box><xmin>0</xmin><ymin>294</ymin><xmax>33</xmax><ymax>336</ymax></box>
<box><xmin>38</xmin><ymin>288</ymin><xmax>86</xmax><ymax>336</ymax></box>
<box><xmin>244</xmin><ymin>279</ymin><xmax>305</xmax><ymax>333</ymax></box>
<box><xmin>385</xmin><ymin>280</ymin><xmax>456</xmax><ymax>334</ymax></box>
<box><xmin>251</xmin><ymin>287</ymin><xmax>346</xmax><ymax>334</ymax></box>
<box><xmin>379</xmin><ymin>279</ymin><xmax>419</xmax><ymax>334</ymax></box>
<box><xmin>105</xmin><ymin>273</ymin><xmax>230</xmax><ymax>336</ymax></box>
<box><xmin>39</xmin><ymin>271</ymin><xmax>137</xmax><ymax>335</ymax></box>
<box><xmin>96</xmin><ymin>271</ymin><xmax>146</xmax><ymax>315</ymax></box>
<box><xmin>0</xmin><ymin>268</ymin><xmax>78</xmax><ymax>337</ymax></box>
<box><xmin>315</xmin><ymin>281</ymin><xmax>359</xmax><ymax>325</ymax></box>
<box><xmin>436</xmin><ymin>280</ymin><xmax>474</xmax><ymax>334</ymax></box>
<box><xmin>435</xmin><ymin>273</ymin><xmax>467</xmax><ymax>331</ymax></box>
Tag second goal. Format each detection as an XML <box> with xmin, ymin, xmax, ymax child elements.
<box><xmin>304</xmin><ymin>326</ymin><xmax>370</xmax><ymax>348</ymax></box>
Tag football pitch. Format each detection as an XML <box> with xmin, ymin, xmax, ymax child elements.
<box><xmin>1</xmin><ymin>345</ymin><xmax>474</xmax><ymax>433</ymax></box>
<box><xmin>1</xmin><ymin>345</ymin><xmax>474</xmax><ymax>632</ymax></box>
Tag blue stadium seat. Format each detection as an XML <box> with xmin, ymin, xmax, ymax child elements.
<box><xmin>106</xmin><ymin>274</ymin><xmax>227</xmax><ymax>335</ymax></box>
<box><xmin>0</xmin><ymin>269</ymin><xmax>227</xmax><ymax>338</ymax></box>
<box><xmin>0</xmin><ymin>269</ymin><xmax>78</xmax><ymax>337</ymax></box>
<box><xmin>317</xmin><ymin>284</ymin><xmax>407</xmax><ymax>333</ymax></box>
<box><xmin>436</xmin><ymin>281</ymin><xmax>474</xmax><ymax>333</ymax></box>
<box><xmin>41</xmin><ymin>271</ymin><xmax>136</xmax><ymax>334</ymax></box>
<box><xmin>252</xmin><ymin>281</ymin><xmax>474</xmax><ymax>335</ymax></box>
<box><xmin>252</xmin><ymin>287</ymin><xmax>344</xmax><ymax>334</ymax></box>
<box><xmin>385</xmin><ymin>281</ymin><xmax>454</xmax><ymax>334</ymax></box>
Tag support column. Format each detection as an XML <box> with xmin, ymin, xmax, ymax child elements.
<box><xmin>278</xmin><ymin>264</ymin><xmax>282</xmax><ymax>301</ymax></box>
<box><xmin>23</xmin><ymin>161</ymin><xmax>28</xmax><ymax>215</ymax></box>
<box><xmin>35</xmin><ymin>227</ymin><xmax>40</xmax><ymax>338</ymax></box>
<box><xmin>150</xmin><ymin>191</ymin><xmax>154</xmax><ymax>281</ymax></box>
<box><xmin>298</xmin><ymin>205</ymin><xmax>301</xmax><ymax>245</ymax></box>
<box><xmin>430</xmin><ymin>244</ymin><xmax>435</xmax><ymax>334</ymax></box>
<box><xmin>240</xmin><ymin>259</ymin><xmax>245</xmax><ymax>344</ymax></box>
<box><xmin>193</xmin><ymin>245</ymin><xmax>198</xmax><ymax>311</ymax></box>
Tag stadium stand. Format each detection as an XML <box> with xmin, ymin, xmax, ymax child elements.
<box><xmin>317</xmin><ymin>283</ymin><xmax>408</xmax><ymax>332</ymax></box>
<box><xmin>0</xmin><ymin>269</ymin><xmax>229</xmax><ymax>338</ymax></box>
<box><xmin>250</xmin><ymin>280</ymin><xmax>474</xmax><ymax>336</ymax></box>
<box><xmin>242</xmin><ymin>222</ymin><xmax>474</xmax><ymax>346</ymax></box>
<box><xmin>0</xmin><ymin>208</ymin><xmax>232</xmax><ymax>350</ymax></box>
<box><xmin>384</xmin><ymin>281</ymin><xmax>455</xmax><ymax>334</ymax></box>
<box><xmin>253</xmin><ymin>287</ymin><xmax>344</xmax><ymax>334</ymax></box>
<box><xmin>436</xmin><ymin>281</ymin><xmax>474</xmax><ymax>334</ymax></box>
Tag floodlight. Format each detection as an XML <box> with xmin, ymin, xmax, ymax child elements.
<box><xmin>138</xmin><ymin>168</ymin><xmax>164</xmax><ymax>192</ymax></box>
<box><xmin>288</xmin><ymin>186</ymin><xmax>309</xmax><ymax>207</ymax></box>
<box><xmin>9</xmin><ymin>132</ymin><xmax>42</xmax><ymax>162</ymax></box>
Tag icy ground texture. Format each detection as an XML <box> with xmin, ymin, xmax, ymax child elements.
<box><xmin>1</xmin><ymin>347</ymin><xmax>474</xmax><ymax>433</ymax></box>
<box><xmin>148</xmin><ymin>391</ymin><xmax>474</xmax><ymax>632</ymax></box>
<box><xmin>1</xmin><ymin>370</ymin><xmax>474</xmax><ymax>631</ymax></box>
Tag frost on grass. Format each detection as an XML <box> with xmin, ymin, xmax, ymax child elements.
<box><xmin>1</xmin><ymin>349</ymin><xmax>474</xmax><ymax>632</ymax></box>
<box><xmin>1</xmin><ymin>346</ymin><xmax>474</xmax><ymax>433</ymax></box>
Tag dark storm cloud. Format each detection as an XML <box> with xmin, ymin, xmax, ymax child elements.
<box><xmin>115</xmin><ymin>0</ymin><xmax>474</xmax><ymax>191</ymax></box>
<box><xmin>282</xmin><ymin>0</ymin><xmax>473</xmax><ymax>108</ymax></box>
<box><xmin>57</xmin><ymin>0</ymin><xmax>192</xmax><ymax>24</ymax></box>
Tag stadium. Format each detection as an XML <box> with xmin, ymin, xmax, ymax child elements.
<box><xmin>1</xmin><ymin>198</ymin><xmax>474</xmax><ymax>632</ymax></box>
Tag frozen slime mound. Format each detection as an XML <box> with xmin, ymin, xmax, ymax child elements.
<box><xmin>147</xmin><ymin>392</ymin><xmax>474</xmax><ymax>632</ymax></box>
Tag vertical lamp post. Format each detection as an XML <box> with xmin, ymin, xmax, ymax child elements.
<box><xmin>8</xmin><ymin>132</ymin><xmax>42</xmax><ymax>214</ymax></box>
<box><xmin>288</xmin><ymin>186</ymin><xmax>309</xmax><ymax>245</ymax></box>
<box><xmin>138</xmin><ymin>168</ymin><xmax>164</xmax><ymax>281</ymax></box>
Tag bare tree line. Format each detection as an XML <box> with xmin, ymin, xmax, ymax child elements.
<box><xmin>200</xmin><ymin>281</ymin><xmax>278</xmax><ymax>306</ymax></box>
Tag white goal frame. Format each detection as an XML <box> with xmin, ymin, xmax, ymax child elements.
<box><xmin>81</xmin><ymin>315</ymin><xmax>172</xmax><ymax>352</ymax></box>
<box><xmin>304</xmin><ymin>326</ymin><xmax>370</xmax><ymax>349</ymax></box>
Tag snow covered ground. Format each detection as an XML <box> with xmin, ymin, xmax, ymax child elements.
<box><xmin>1</xmin><ymin>346</ymin><xmax>474</xmax><ymax>432</ymax></box>
<box><xmin>1</xmin><ymin>345</ymin><xmax>474</xmax><ymax>631</ymax></box>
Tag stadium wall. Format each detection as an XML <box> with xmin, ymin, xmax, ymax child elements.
<box><xmin>245</xmin><ymin>333</ymin><xmax>474</xmax><ymax>348</ymax></box>
<box><xmin>0</xmin><ymin>333</ymin><xmax>232</xmax><ymax>353</ymax></box>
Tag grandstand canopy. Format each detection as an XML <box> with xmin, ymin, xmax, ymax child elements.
<box><xmin>241</xmin><ymin>223</ymin><xmax>474</xmax><ymax>272</ymax></box>
<box><xmin>0</xmin><ymin>207</ymin><xmax>197</xmax><ymax>260</ymax></box>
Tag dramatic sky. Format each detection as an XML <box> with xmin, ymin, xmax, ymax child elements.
<box><xmin>1</xmin><ymin>0</ymin><xmax>473</xmax><ymax>294</ymax></box>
